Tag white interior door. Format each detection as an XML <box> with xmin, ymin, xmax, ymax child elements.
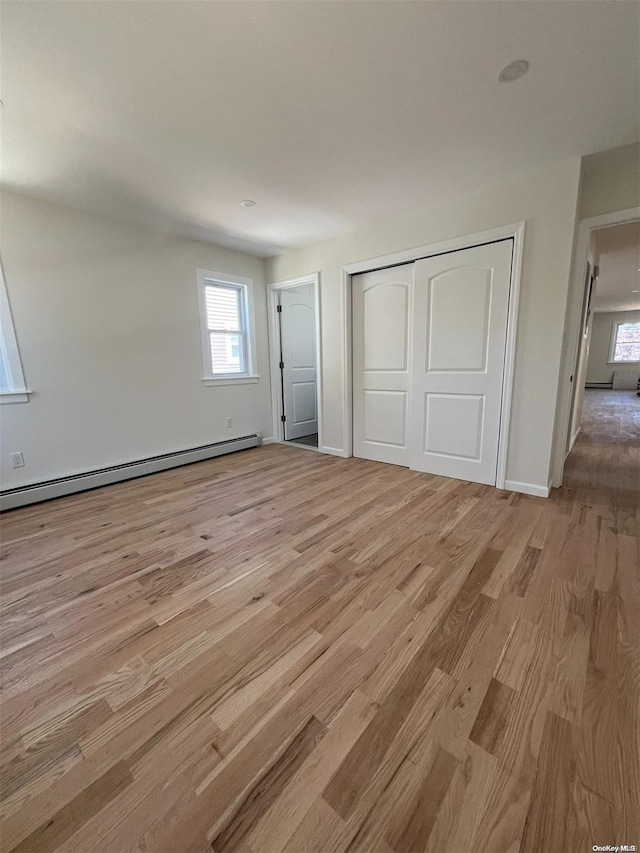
<box><xmin>410</xmin><ymin>240</ymin><xmax>513</xmax><ymax>485</ymax></box>
<box><xmin>280</xmin><ymin>284</ymin><xmax>318</xmax><ymax>440</ymax></box>
<box><xmin>352</xmin><ymin>264</ymin><xmax>414</xmax><ymax>466</ymax></box>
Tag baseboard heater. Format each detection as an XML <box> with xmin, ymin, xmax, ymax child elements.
<box><xmin>585</xmin><ymin>382</ymin><xmax>613</xmax><ymax>389</ymax></box>
<box><xmin>0</xmin><ymin>434</ymin><xmax>262</xmax><ymax>512</ymax></box>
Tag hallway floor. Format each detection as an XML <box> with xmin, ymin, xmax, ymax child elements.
<box><xmin>565</xmin><ymin>389</ymin><xmax>640</xmax><ymax>499</ymax></box>
<box><xmin>0</xmin><ymin>391</ymin><xmax>638</xmax><ymax>853</ymax></box>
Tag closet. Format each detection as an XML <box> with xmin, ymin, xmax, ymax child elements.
<box><xmin>352</xmin><ymin>239</ymin><xmax>513</xmax><ymax>486</ymax></box>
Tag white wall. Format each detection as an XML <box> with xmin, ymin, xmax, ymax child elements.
<box><xmin>0</xmin><ymin>192</ymin><xmax>273</xmax><ymax>489</ymax></box>
<box><xmin>586</xmin><ymin>310</ymin><xmax>640</xmax><ymax>385</ymax></box>
<box><xmin>579</xmin><ymin>143</ymin><xmax>640</xmax><ymax>220</ymax></box>
<box><xmin>267</xmin><ymin>157</ymin><xmax>582</xmax><ymax>491</ymax></box>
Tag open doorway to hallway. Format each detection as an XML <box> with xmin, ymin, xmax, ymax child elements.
<box><xmin>279</xmin><ymin>282</ymin><xmax>319</xmax><ymax>449</ymax></box>
<box><xmin>267</xmin><ymin>274</ymin><xmax>322</xmax><ymax>452</ymax></box>
<box><xmin>566</xmin><ymin>219</ymin><xmax>639</xmax><ymax>470</ymax></box>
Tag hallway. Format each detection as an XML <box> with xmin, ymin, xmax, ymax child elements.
<box><xmin>564</xmin><ymin>389</ymin><xmax>640</xmax><ymax>515</ymax></box>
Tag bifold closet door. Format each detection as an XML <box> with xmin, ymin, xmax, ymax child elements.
<box><xmin>352</xmin><ymin>263</ymin><xmax>414</xmax><ymax>466</ymax></box>
<box><xmin>410</xmin><ymin>240</ymin><xmax>513</xmax><ymax>485</ymax></box>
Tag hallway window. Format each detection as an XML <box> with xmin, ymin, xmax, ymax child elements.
<box><xmin>609</xmin><ymin>321</ymin><xmax>640</xmax><ymax>363</ymax></box>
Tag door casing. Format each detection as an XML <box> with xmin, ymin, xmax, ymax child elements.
<box><xmin>342</xmin><ymin>222</ymin><xmax>526</xmax><ymax>491</ymax></box>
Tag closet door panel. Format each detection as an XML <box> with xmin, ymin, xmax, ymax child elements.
<box><xmin>410</xmin><ymin>240</ymin><xmax>513</xmax><ymax>485</ymax></box>
<box><xmin>352</xmin><ymin>264</ymin><xmax>414</xmax><ymax>466</ymax></box>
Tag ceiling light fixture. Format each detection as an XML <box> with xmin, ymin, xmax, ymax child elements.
<box><xmin>498</xmin><ymin>59</ymin><xmax>530</xmax><ymax>83</ymax></box>
<box><xmin>240</xmin><ymin>199</ymin><xmax>256</xmax><ymax>208</ymax></box>
<box><xmin>632</xmin><ymin>289</ymin><xmax>639</xmax><ymax>293</ymax></box>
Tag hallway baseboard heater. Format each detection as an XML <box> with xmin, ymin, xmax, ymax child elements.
<box><xmin>0</xmin><ymin>434</ymin><xmax>262</xmax><ymax>511</ymax></box>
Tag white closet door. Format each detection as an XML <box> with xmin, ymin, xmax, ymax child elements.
<box><xmin>409</xmin><ymin>240</ymin><xmax>512</xmax><ymax>485</ymax></box>
<box><xmin>352</xmin><ymin>263</ymin><xmax>414</xmax><ymax>466</ymax></box>
<box><xmin>280</xmin><ymin>284</ymin><xmax>318</xmax><ymax>440</ymax></box>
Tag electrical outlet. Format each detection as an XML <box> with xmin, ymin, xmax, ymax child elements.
<box><xmin>10</xmin><ymin>452</ymin><xmax>25</xmax><ymax>469</ymax></box>
<box><xmin>226</xmin><ymin>417</ymin><xmax>233</xmax><ymax>428</ymax></box>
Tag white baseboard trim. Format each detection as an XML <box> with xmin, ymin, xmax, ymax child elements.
<box><xmin>1</xmin><ymin>435</ymin><xmax>261</xmax><ymax>511</ymax></box>
<box><xmin>261</xmin><ymin>436</ymin><xmax>276</xmax><ymax>444</ymax></box>
<box><xmin>504</xmin><ymin>479</ymin><xmax>551</xmax><ymax>499</ymax></box>
<box><xmin>320</xmin><ymin>445</ymin><xmax>349</xmax><ymax>458</ymax></box>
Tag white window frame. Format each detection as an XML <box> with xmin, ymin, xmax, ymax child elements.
<box><xmin>0</xmin><ymin>258</ymin><xmax>29</xmax><ymax>404</ymax></box>
<box><xmin>196</xmin><ymin>269</ymin><xmax>259</xmax><ymax>385</ymax></box>
<box><xmin>608</xmin><ymin>319</ymin><xmax>640</xmax><ymax>364</ymax></box>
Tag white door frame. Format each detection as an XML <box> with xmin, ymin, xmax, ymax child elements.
<box><xmin>267</xmin><ymin>273</ymin><xmax>323</xmax><ymax>450</ymax></box>
<box><xmin>551</xmin><ymin>205</ymin><xmax>640</xmax><ymax>488</ymax></box>
<box><xmin>341</xmin><ymin>221</ymin><xmax>526</xmax><ymax>490</ymax></box>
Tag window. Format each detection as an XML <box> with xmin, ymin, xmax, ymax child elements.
<box><xmin>196</xmin><ymin>269</ymin><xmax>258</xmax><ymax>384</ymax></box>
<box><xmin>0</xmin><ymin>259</ymin><xmax>29</xmax><ymax>404</ymax></box>
<box><xmin>609</xmin><ymin>320</ymin><xmax>640</xmax><ymax>364</ymax></box>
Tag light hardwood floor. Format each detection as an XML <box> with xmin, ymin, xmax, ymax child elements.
<box><xmin>1</xmin><ymin>390</ymin><xmax>638</xmax><ymax>853</ymax></box>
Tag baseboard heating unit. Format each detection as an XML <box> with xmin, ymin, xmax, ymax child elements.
<box><xmin>0</xmin><ymin>434</ymin><xmax>262</xmax><ymax>511</ymax></box>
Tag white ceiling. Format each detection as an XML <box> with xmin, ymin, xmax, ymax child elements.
<box><xmin>593</xmin><ymin>221</ymin><xmax>640</xmax><ymax>313</ymax></box>
<box><xmin>2</xmin><ymin>1</ymin><xmax>639</xmax><ymax>257</ymax></box>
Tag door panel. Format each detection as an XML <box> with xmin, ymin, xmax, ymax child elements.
<box><xmin>292</xmin><ymin>381</ymin><xmax>317</xmax><ymax>424</ymax></box>
<box><xmin>280</xmin><ymin>284</ymin><xmax>318</xmax><ymax>440</ymax></box>
<box><xmin>423</xmin><ymin>393</ymin><xmax>484</xmax><ymax>459</ymax></box>
<box><xmin>427</xmin><ymin>269</ymin><xmax>491</xmax><ymax>371</ymax></box>
<box><xmin>363</xmin><ymin>390</ymin><xmax>407</xmax><ymax>447</ymax></box>
<box><xmin>352</xmin><ymin>264</ymin><xmax>414</xmax><ymax>466</ymax></box>
<box><xmin>364</xmin><ymin>284</ymin><xmax>409</xmax><ymax>371</ymax></box>
<box><xmin>410</xmin><ymin>240</ymin><xmax>513</xmax><ymax>485</ymax></box>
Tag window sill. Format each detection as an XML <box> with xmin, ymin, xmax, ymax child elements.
<box><xmin>607</xmin><ymin>361</ymin><xmax>640</xmax><ymax>365</ymax></box>
<box><xmin>202</xmin><ymin>375</ymin><xmax>260</xmax><ymax>387</ymax></box>
<box><xmin>0</xmin><ymin>390</ymin><xmax>31</xmax><ymax>404</ymax></box>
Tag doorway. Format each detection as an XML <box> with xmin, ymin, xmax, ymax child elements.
<box><xmin>352</xmin><ymin>238</ymin><xmax>514</xmax><ymax>487</ymax></box>
<box><xmin>267</xmin><ymin>274</ymin><xmax>322</xmax><ymax>450</ymax></box>
<box><xmin>554</xmin><ymin>208</ymin><xmax>640</xmax><ymax>487</ymax></box>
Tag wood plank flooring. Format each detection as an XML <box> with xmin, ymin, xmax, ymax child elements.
<box><xmin>1</xmin><ymin>389</ymin><xmax>638</xmax><ymax>853</ymax></box>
